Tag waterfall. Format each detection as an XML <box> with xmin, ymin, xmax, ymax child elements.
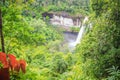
<box><xmin>75</xmin><ymin>17</ymin><xmax>88</xmax><ymax>45</ymax></box>
<box><xmin>50</xmin><ymin>14</ymin><xmax>89</xmax><ymax>50</ymax></box>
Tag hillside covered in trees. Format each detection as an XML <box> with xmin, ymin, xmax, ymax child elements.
<box><xmin>0</xmin><ymin>0</ymin><xmax>120</xmax><ymax>80</ymax></box>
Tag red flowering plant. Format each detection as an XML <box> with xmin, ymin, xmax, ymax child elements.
<box><xmin>0</xmin><ymin>52</ymin><xmax>26</xmax><ymax>80</ymax></box>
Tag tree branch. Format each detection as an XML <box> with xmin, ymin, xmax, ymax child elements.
<box><xmin>0</xmin><ymin>8</ymin><xmax>5</xmax><ymax>52</ymax></box>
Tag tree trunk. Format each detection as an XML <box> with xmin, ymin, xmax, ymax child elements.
<box><xmin>0</xmin><ymin>9</ymin><xmax>5</xmax><ymax>52</ymax></box>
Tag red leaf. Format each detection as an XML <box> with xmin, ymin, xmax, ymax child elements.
<box><xmin>0</xmin><ymin>52</ymin><xmax>8</xmax><ymax>68</ymax></box>
<box><xmin>8</xmin><ymin>54</ymin><xmax>17</xmax><ymax>71</ymax></box>
<box><xmin>14</xmin><ymin>60</ymin><xmax>20</xmax><ymax>72</ymax></box>
<box><xmin>19</xmin><ymin>60</ymin><xmax>26</xmax><ymax>73</ymax></box>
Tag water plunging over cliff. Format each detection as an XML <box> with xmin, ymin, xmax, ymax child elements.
<box><xmin>42</xmin><ymin>12</ymin><xmax>89</xmax><ymax>51</ymax></box>
<box><xmin>75</xmin><ymin>17</ymin><xmax>88</xmax><ymax>46</ymax></box>
<box><xmin>63</xmin><ymin>17</ymin><xmax>89</xmax><ymax>50</ymax></box>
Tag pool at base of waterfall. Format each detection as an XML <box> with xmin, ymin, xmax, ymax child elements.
<box><xmin>63</xmin><ymin>32</ymin><xmax>78</xmax><ymax>51</ymax></box>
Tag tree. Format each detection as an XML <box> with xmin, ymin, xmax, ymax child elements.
<box><xmin>0</xmin><ymin>7</ymin><xmax>5</xmax><ymax>52</ymax></box>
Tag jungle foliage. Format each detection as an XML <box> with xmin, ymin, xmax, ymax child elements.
<box><xmin>0</xmin><ymin>0</ymin><xmax>120</xmax><ymax>80</ymax></box>
<box><xmin>76</xmin><ymin>0</ymin><xmax>120</xmax><ymax>79</ymax></box>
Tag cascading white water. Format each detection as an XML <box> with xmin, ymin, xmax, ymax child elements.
<box><xmin>75</xmin><ymin>17</ymin><xmax>88</xmax><ymax>46</ymax></box>
<box><xmin>50</xmin><ymin>15</ymin><xmax>89</xmax><ymax>51</ymax></box>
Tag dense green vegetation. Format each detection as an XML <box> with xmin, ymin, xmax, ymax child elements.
<box><xmin>29</xmin><ymin>0</ymin><xmax>90</xmax><ymax>15</ymax></box>
<box><xmin>75</xmin><ymin>0</ymin><xmax>120</xmax><ymax>79</ymax></box>
<box><xmin>0</xmin><ymin>0</ymin><xmax>120</xmax><ymax>80</ymax></box>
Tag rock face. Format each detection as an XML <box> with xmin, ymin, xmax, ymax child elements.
<box><xmin>42</xmin><ymin>12</ymin><xmax>83</xmax><ymax>27</ymax></box>
<box><xmin>51</xmin><ymin>15</ymin><xmax>75</xmax><ymax>27</ymax></box>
